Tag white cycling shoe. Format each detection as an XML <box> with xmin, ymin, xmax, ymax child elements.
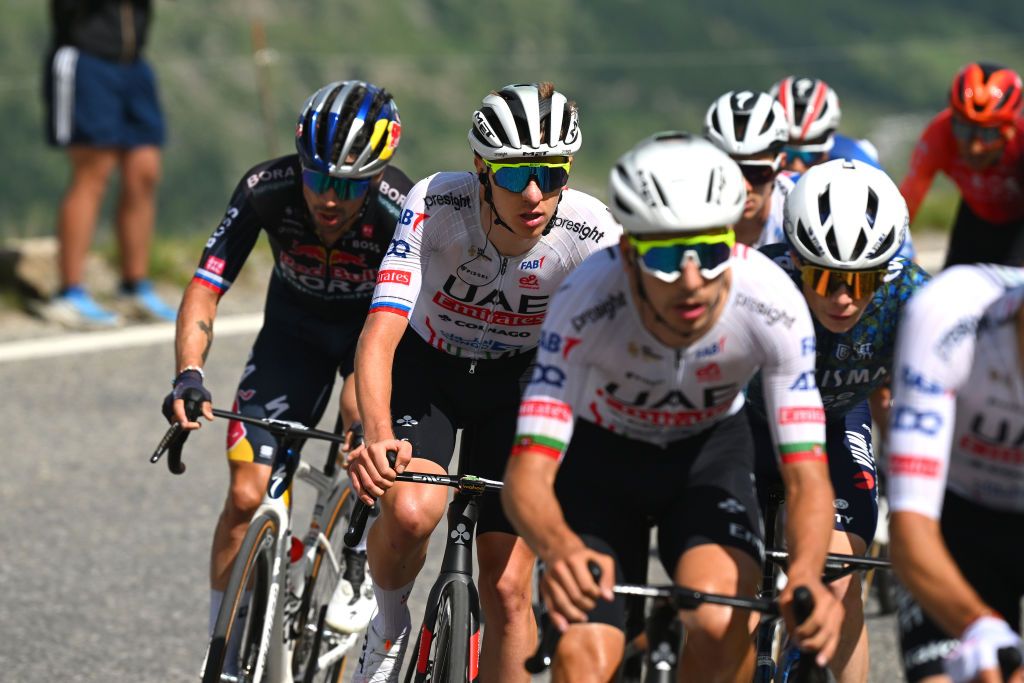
<box><xmin>351</xmin><ymin>617</ymin><xmax>408</xmax><ymax>683</ymax></box>
<box><xmin>325</xmin><ymin>549</ymin><xmax>377</xmax><ymax>633</ymax></box>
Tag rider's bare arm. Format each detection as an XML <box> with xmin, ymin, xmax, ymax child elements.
<box><xmin>171</xmin><ymin>280</ymin><xmax>219</xmax><ymax>426</ymax></box>
<box><xmin>349</xmin><ymin>311</ymin><xmax>412</xmax><ymax>500</ymax></box>
<box><xmin>890</xmin><ymin>511</ymin><xmax>992</xmax><ymax>637</ymax></box>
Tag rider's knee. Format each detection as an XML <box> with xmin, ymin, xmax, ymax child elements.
<box><xmin>683</xmin><ymin>604</ymin><xmax>749</xmax><ymax>657</ymax></box>
<box><xmin>553</xmin><ymin>624</ymin><xmax>623</xmax><ymax>683</ymax></box>
<box><xmin>226</xmin><ymin>478</ymin><xmax>264</xmax><ymax>520</ymax></box>
<box><xmin>383</xmin><ymin>489</ymin><xmax>444</xmax><ymax>543</ymax></box>
<box><xmin>477</xmin><ymin>564</ymin><xmax>532</xmax><ymax>623</ymax></box>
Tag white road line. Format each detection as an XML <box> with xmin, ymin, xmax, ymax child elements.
<box><xmin>0</xmin><ymin>245</ymin><xmax>948</xmax><ymax>366</ymax></box>
<box><xmin>0</xmin><ymin>313</ymin><xmax>263</xmax><ymax>364</ymax></box>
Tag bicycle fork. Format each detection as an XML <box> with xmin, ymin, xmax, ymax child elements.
<box><xmin>411</xmin><ymin>492</ymin><xmax>484</xmax><ymax>681</ymax></box>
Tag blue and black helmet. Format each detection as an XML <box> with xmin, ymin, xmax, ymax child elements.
<box><xmin>295</xmin><ymin>80</ymin><xmax>401</xmax><ymax>178</ymax></box>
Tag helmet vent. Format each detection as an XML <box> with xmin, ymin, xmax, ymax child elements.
<box><xmin>651</xmin><ymin>176</ymin><xmax>670</xmax><ymax>208</ymax></box>
<box><xmin>825</xmin><ymin>228</ymin><xmax>841</xmax><ymax>261</ymax></box>
<box><xmin>613</xmin><ymin>195</ymin><xmax>633</xmax><ymax>216</ymax></box>
<box><xmin>734</xmin><ymin>113</ymin><xmax>750</xmax><ymax>141</ymax></box>
<box><xmin>817</xmin><ymin>185</ymin><xmax>832</xmax><ymax>225</ymax></box>
<box><xmin>710</xmin><ymin>109</ymin><xmax>723</xmax><ymax>137</ymax></box>
<box><xmin>851</xmin><ymin>230</ymin><xmax>868</xmax><ymax>260</ymax></box>
<box><xmin>996</xmin><ymin>83</ymin><xmax>1018</xmax><ymax>110</ymax></box>
<box><xmin>759</xmin><ymin>110</ymin><xmax>777</xmax><ymax>136</ymax></box>
<box><xmin>482</xmin><ymin>108</ymin><xmax>508</xmax><ymax>145</ymax></box>
<box><xmin>794</xmin><ymin>220</ymin><xmax>821</xmax><ymax>257</ymax></box>
<box><xmin>865</xmin><ymin>188</ymin><xmax>879</xmax><ymax>227</ymax></box>
<box><xmin>501</xmin><ymin>91</ymin><xmax>531</xmax><ymax>147</ymax></box>
<box><xmin>316</xmin><ymin>87</ymin><xmax>343</xmax><ymax>161</ymax></box>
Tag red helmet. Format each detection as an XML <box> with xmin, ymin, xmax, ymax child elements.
<box><xmin>950</xmin><ymin>63</ymin><xmax>1023</xmax><ymax>126</ymax></box>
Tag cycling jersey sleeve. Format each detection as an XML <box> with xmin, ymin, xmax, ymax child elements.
<box><xmin>900</xmin><ymin>113</ymin><xmax>950</xmax><ymax>224</ymax></box>
<box><xmin>511</xmin><ymin>257</ymin><xmax>609</xmax><ymax>462</ymax></box>
<box><xmin>886</xmin><ymin>275</ymin><xmax>978</xmax><ymax>519</ymax></box>
<box><xmin>749</xmin><ymin>272</ymin><xmax>827</xmax><ymax>466</ymax></box>
<box><xmin>192</xmin><ymin>176</ymin><xmax>263</xmax><ymax>297</ymax></box>
<box><xmin>368</xmin><ymin>174</ymin><xmax>439</xmax><ymax>318</ymax></box>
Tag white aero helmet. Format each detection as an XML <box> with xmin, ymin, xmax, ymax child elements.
<box><xmin>468</xmin><ymin>83</ymin><xmax>582</xmax><ymax>160</ymax></box>
<box><xmin>784</xmin><ymin>158</ymin><xmax>908</xmax><ymax>270</ymax></box>
<box><xmin>703</xmin><ymin>90</ymin><xmax>789</xmax><ymax>156</ymax></box>
<box><xmin>609</xmin><ymin>132</ymin><xmax>746</xmax><ymax>235</ymax></box>
<box><xmin>770</xmin><ymin>76</ymin><xmax>842</xmax><ymax>149</ymax></box>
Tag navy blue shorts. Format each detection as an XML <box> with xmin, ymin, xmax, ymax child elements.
<box><xmin>44</xmin><ymin>46</ymin><xmax>165</xmax><ymax>148</ymax></box>
<box><xmin>227</xmin><ymin>281</ymin><xmax>364</xmax><ymax>466</ymax></box>
<box><xmin>751</xmin><ymin>399</ymin><xmax>878</xmax><ymax>546</ymax></box>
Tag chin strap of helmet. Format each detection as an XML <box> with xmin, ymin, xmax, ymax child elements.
<box><xmin>478</xmin><ymin>171</ymin><xmax>562</xmax><ymax>237</ymax></box>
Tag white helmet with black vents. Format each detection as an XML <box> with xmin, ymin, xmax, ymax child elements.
<box><xmin>609</xmin><ymin>132</ymin><xmax>747</xmax><ymax>235</ymax></box>
<box><xmin>784</xmin><ymin>158</ymin><xmax>908</xmax><ymax>270</ymax></box>
<box><xmin>703</xmin><ymin>90</ymin><xmax>789</xmax><ymax>156</ymax></box>
<box><xmin>468</xmin><ymin>83</ymin><xmax>581</xmax><ymax>160</ymax></box>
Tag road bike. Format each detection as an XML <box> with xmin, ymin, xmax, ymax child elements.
<box><xmin>151</xmin><ymin>388</ymin><xmax>361</xmax><ymax>683</ymax></box>
<box><xmin>345</xmin><ymin>457</ymin><xmax>503</xmax><ymax>683</ymax></box>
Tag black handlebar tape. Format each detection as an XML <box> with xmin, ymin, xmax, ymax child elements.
<box><xmin>790</xmin><ymin>586</ymin><xmax>828</xmax><ymax>683</ymax></box>
<box><xmin>1000</xmin><ymin>647</ymin><xmax>1023</xmax><ymax>681</ymax></box>
<box><xmin>343</xmin><ymin>449</ymin><xmax>396</xmax><ymax>548</ymax></box>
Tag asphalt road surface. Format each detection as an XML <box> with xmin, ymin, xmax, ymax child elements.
<box><xmin>1</xmin><ymin>326</ymin><xmax>913</xmax><ymax>682</ymax></box>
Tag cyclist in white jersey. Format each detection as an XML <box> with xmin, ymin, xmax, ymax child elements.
<box><xmin>704</xmin><ymin>90</ymin><xmax>796</xmax><ymax>248</ymax></box>
<box><xmin>501</xmin><ymin>133</ymin><xmax>841</xmax><ymax>682</ymax></box>
<box><xmin>888</xmin><ymin>265</ymin><xmax>1024</xmax><ymax>683</ymax></box>
<box><xmin>347</xmin><ymin>82</ymin><xmax>621</xmax><ymax>682</ymax></box>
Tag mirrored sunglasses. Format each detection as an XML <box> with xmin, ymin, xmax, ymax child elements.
<box><xmin>629</xmin><ymin>231</ymin><xmax>736</xmax><ymax>282</ymax></box>
<box><xmin>800</xmin><ymin>265</ymin><xmax>888</xmax><ymax>298</ymax></box>
<box><xmin>484</xmin><ymin>160</ymin><xmax>571</xmax><ymax>193</ymax></box>
<box><xmin>301</xmin><ymin>168</ymin><xmax>372</xmax><ymax>200</ymax></box>
<box><xmin>738</xmin><ymin>154</ymin><xmax>783</xmax><ymax>186</ymax></box>
<box><xmin>783</xmin><ymin>147</ymin><xmax>828</xmax><ymax>167</ymax></box>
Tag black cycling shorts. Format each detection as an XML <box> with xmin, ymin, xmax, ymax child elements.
<box><xmin>228</xmin><ymin>280</ymin><xmax>364</xmax><ymax>465</ymax></box>
<box><xmin>898</xmin><ymin>492</ymin><xmax>1024</xmax><ymax>682</ymax></box>
<box><xmin>752</xmin><ymin>400</ymin><xmax>878</xmax><ymax>547</ymax></box>
<box><xmin>944</xmin><ymin>200</ymin><xmax>1024</xmax><ymax>268</ymax></box>
<box><xmin>389</xmin><ymin>329</ymin><xmax>535</xmax><ymax>536</ymax></box>
<box><xmin>554</xmin><ymin>409</ymin><xmax>765</xmax><ymax>633</ymax></box>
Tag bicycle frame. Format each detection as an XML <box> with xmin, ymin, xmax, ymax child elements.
<box><xmin>410</xmin><ymin>489</ymin><xmax>484</xmax><ymax>680</ymax></box>
<box><xmin>234</xmin><ymin>457</ymin><xmax>355</xmax><ymax>682</ymax></box>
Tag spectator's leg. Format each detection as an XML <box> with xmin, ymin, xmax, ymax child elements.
<box><xmin>58</xmin><ymin>146</ymin><xmax>118</xmax><ymax>288</ymax></box>
<box><xmin>116</xmin><ymin>145</ymin><xmax>162</xmax><ymax>284</ymax></box>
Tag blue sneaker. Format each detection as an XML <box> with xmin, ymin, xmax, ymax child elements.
<box><xmin>119</xmin><ymin>280</ymin><xmax>178</xmax><ymax>322</ymax></box>
<box><xmin>32</xmin><ymin>286</ymin><xmax>123</xmax><ymax>329</ymax></box>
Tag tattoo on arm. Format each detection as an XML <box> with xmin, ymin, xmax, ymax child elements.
<box><xmin>198</xmin><ymin>319</ymin><xmax>214</xmax><ymax>362</ymax></box>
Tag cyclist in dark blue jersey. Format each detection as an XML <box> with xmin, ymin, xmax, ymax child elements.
<box><xmin>747</xmin><ymin>159</ymin><xmax>930</xmax><ymax>683</ymax></box>
<box><xmin>162</xmin><ymin>80</ymin><xmax>413</xmax><ymax>640</ymax></box>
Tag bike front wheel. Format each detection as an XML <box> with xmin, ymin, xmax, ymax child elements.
<box><xmin>204</xmin><ymin>512</ymin><xmax>280</xmax><ymax>683</ymax></box>
<box><xmin>293</xmin><ymin>486</ymin><xmax>354</xmax><ymax>683</ymax></box>
<box><xmin>407</xmin><ymin>580</ymin><xmax>474</xmax><ymax>683</ymax></box>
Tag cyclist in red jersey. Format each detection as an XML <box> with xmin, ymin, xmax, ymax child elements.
<box><xmin>899</xmin><ymin>62</ymin><xmax>1024</xmax><ymax>268</ymax></box>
